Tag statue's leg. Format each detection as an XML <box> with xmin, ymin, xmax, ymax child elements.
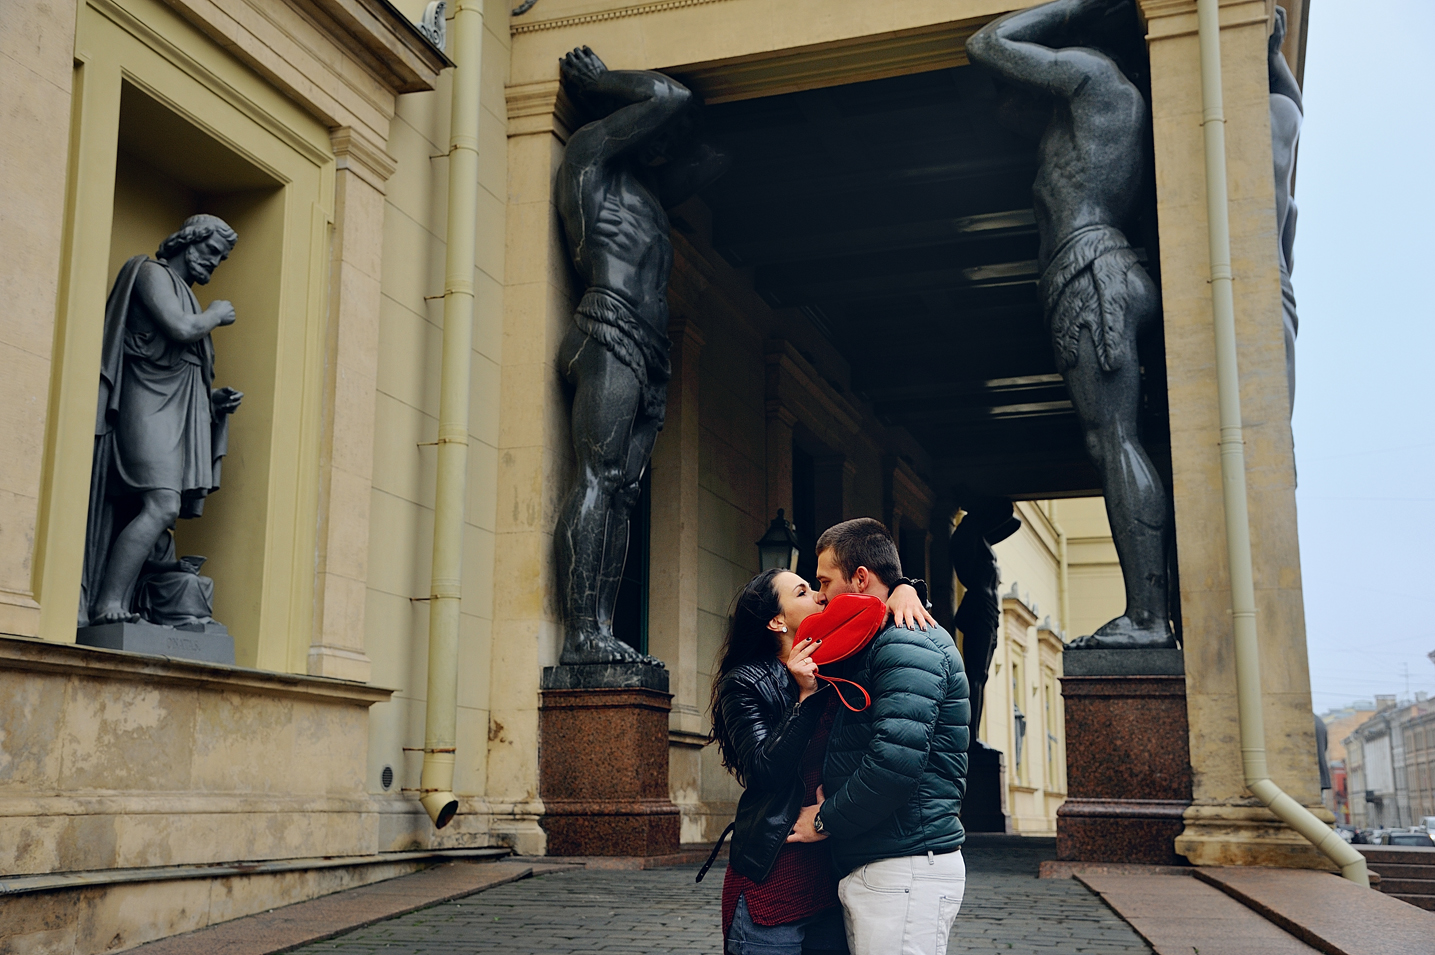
<box><xmin>555</xmin><ymin>329</ymin><xmax>649</xmax><ymax>665</ymax></box>
<box><xmin>1062</xmin><ymin>328</ymin><xmax>1176</xmax><ymax>649</ymax></box>
<box><xmin>590</xmin><ymin>409</ymin><xmax>664</xmax><ymax>660</ymax></box>
<box><xmin>92</xmin><ymin>488</ymin><xmax>181</xmax><ymax>624</ymax></box>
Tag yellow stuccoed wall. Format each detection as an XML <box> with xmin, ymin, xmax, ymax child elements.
<box><xmin>360</xmin><ymin>0</ymin><xmax>513</xmax><ymax>849</ymax></box>
<box><xmin>0</xmin><ymin>0</ymin><xmax>1332</xmax><ymax>945</ymax></box>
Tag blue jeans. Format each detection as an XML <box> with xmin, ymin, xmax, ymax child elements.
<box><xmin>727</xmin><ymin>894</ymin><xmax>850</xmax><ymax>955</ymax></box>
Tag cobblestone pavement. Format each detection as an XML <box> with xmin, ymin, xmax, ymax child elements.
<box><xmin>292</xmin><ymin>841</ymin><xmax>1151</xmax><ymax>954</ymax></box>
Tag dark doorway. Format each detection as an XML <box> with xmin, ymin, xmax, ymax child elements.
<box><xmin>613</xmin><ymin>470</ymin><xmax>652</xmax><ymax>654</ymax></box>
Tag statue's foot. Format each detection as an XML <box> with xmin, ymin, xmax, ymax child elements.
<box><xmin>91</xmin><ymin>605</ymin><xmax>140</xmax><ymax>625</ymax></box>
<box><xmin>561</xmin><ymin>631</ymin><xmax>664</xmax><ymax>668</ymax></box>
<box><xmin>1068</xmin><ymin>616</ymin><xmax>1176</xmax><ymax>650</ymax></box>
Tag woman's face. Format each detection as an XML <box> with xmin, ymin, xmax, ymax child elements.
<box><xmin>770</xmin><ymin>571</ymin><xmax>824</xmax><ymax>636</ymax></box>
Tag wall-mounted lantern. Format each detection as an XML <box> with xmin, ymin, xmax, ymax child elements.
<box><xmin>756</xmin><ymin>509</ymin><xmax>801</xmax><ymax>572</ymax></box>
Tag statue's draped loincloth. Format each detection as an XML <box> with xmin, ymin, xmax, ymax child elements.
<box><xmin>1038</xmin><ymin>224</ymin><xmax>1143</xmax><ymax>374</ymax></box>
<box><xmin>573</xmin><ymin>287</ymin><xmax>671</xmax><ymax>421</ymax></box>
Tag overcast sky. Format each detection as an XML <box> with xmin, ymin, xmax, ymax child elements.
<box><xmin>1291</xmin><ymin>0</ymin><xmax>1435</xmax><ymax>713</ymax></box>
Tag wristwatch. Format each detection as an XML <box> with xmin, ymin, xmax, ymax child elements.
<box><xmin>892</xmin><ymin>577</ymin><xmax>931</xmax><ymax>609</ymax></box>
<box><xmin>813</xmin><ymin>811</ymin><xmax>825</xmax><ymax>834</ymax></box>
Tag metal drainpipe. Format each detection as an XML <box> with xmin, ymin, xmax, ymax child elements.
<box><xmin>1195</xmin><ymin>0</ymin><xmax>1367</xmax><ymax>886</ymax></box>
<box><xmin>418</xmin><ymin>0</ymin><xmax>484</xmax><ymax>829</ymax></box>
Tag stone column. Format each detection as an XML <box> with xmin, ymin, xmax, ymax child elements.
<box><xmin>1140</xmin><ymin>0</ymin><xmax>1329</xmax><ymax>867</ymax></box>
<box><xmin>2</xmin><ymin>0</ymin><xmax>79</xmax><ymax>639</ymax></box>
<box><xmin>764</xmin><ymin>405</ymin><xmax>797</xmax><ymax>524</ymax></box>
<box><xmin>648</xmin><ymin>317</ymin><xmax>708</xmax><ymax>841</ymax></box>
<box><xmin>489</xmin><ymin>80</ymin><xmax>579</xmax><ymax>855</ymax></box>
<box><xmin>305</xmin><ymin>127</ymin><xmax>394</xmax><ymax>682</ymax></box>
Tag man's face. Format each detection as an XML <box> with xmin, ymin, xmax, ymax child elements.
<box><xmin>815</xmin><ymin>549</ymin><xmax>855</xmax><ymax>605</ymax></box>
<box><xmin>184</xmin><ymin>234</ymin><xmax>233</xmax><ymax>285</ymax></box>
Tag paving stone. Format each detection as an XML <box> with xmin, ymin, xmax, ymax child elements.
<box><xmin>287</xmin><ymin>841</ymin><xmax>1150</xmax><ymax>955</ymax></box>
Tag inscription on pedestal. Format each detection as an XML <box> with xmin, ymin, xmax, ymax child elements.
<box><xmin>77</xmin><ymin>621</ymin><xmax>235</xmax><ymax>665</ymax></box>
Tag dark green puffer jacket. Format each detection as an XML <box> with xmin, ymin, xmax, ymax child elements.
<box><xmin>820</xmin><ymin>620</ymin><xmax>970</xmax><ymax>875</ymax></box>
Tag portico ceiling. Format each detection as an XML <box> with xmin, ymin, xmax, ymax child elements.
<box><xmin>696</xmin><ymin>65</ymin><xmax>1171</xmax><ymax>501</ymax></box>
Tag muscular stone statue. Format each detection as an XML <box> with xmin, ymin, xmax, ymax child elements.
<box><xmin>951</xmin><ymin>498</ymin><xmax>1021</xmax><ymax>740</ymax></box>
<box><xmin>554</xmin><ymin>48</ymin><xmax>728</xmax><ymax>665</ymax></box>
<box><xmin>969</xmin><ymin>0</ymin><xmax>1176</xmax><ymax>649</ymax></box>
<box><xmin>80</xmin><ymin>215</ymin><xmax>242</xmax><ymax>628</ymax></box>
<box><xmin>1269</xmin><ymin>6</ymin><xmax>1303</xmax><ymax>413</ymax></box>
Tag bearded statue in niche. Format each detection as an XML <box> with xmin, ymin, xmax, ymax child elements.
<box><xmin>79</xmin><ymin>214</ymin><xmax>242</xmax><ymax>633</ymax></box>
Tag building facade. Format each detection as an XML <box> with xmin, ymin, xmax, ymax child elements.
<box><xmin>2</xmin><ymin>0</ymin><xmax>1328</xmax><ymax>950</ymax></box>
<box><xmin>1346</xmin><ymin>696</ymin><xmax>1435</xmax><ymax>830</ymax></box>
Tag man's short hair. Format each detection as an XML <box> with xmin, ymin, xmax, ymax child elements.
<box><xmin>815</xmin><ymin>518</ymin><xmax>901</xmax><ymax>587</ymax></box>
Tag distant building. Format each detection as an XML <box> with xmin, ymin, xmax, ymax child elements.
<box><xmin>1346</xmin><ymin>697</ymin><xmax>1435</xmax><ymax>828</ymax></box>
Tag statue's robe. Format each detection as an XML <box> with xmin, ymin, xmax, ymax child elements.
<box><xmin>79</xmin><ymin>256</ymin><xmax>230</xmax><ymax>627</ymax></box>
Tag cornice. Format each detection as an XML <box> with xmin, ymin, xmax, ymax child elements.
<box><xmin>295</xmin><ymin>0</ymin><xmax>452</xmax><ymax>91</ymax></box>
<box><xmin>764</xmin><ymin>340</ymin><xmax>864</xmax><ymax>439</ymax></box>
<box><xmin>667</xmin><ymin>18</ymin><xmax>984</xmax><ymax>105</ymax></box>
<box><xmin>510</xmin><ymin>0</ymin><xmax>737</xmax><ymax>35</ymax></box>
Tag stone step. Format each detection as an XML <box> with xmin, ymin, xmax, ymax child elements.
<box><xmin>1364</xmin><ymin>862</ymin><xmax>1435</xmax><ymax>880</ymax></box>
<box><xmin>1391</xmin><ymin>893</ymin><xmax>1435</xmax><ymax>912</ymax></box>
<box><xmin>1357</xmin><ymin>844</ymin><xmax>1435</xmax><ymax>866</ymax></box>
<box><xmin>1193</xmin><ymin>866</ymin><xmax>1435</xmax><ymax>955</ymax></box>
<box><xmin>1376</xmin><ymin>877</ymin><xmax>1435</xmax><ymax>896</ymax></box>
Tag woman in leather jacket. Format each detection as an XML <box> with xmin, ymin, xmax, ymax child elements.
<box><xmin>706</xmin><ymin>568</ymin><xmax>927</xmax><ymax>955</ymax></box>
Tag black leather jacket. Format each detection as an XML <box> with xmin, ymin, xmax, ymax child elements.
<box><xmin>716</xmin><ymin>657</ymin><xmax>827</xmax><ymax>882</ymax></box>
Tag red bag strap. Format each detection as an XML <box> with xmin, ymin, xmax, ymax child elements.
<box><xmin>819</xmin><ymin>674</ymin><xmax>871</xmax><ymax>712</ymax></box>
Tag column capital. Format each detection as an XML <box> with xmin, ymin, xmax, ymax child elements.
<box><xmin>667</xmin><ymin>317</ymin><xmax>706</xmax><ymax>353</ymax></box>
<box><xmin>506</xmin><ymin>80</ymin><xmax>582</xmax><ymax>141</ymax></box>
<box><xmin>1140</xmin><ymin>0</ymin><xmax>1272</xmax><ymax>39</ymax></box>
<box><xmin>330</xmin><ymin>126</ymin><xmax>397</xmax><ymax>192</ymax></box>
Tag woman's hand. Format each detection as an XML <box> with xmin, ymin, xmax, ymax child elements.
<box><xmin>888</xmin><ymin>583</ymin><xmax>937</xmax><ymax>630</ymax></box>
<box><xmin>785</xmin><ymin>635</ymin><xmax>821</xmax><ymax>702</ymax></box>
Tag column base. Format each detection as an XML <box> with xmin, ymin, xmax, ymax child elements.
<box><xmin>1175</xmin><ymin>802</ymin><xmax>1339</xmax><ymax>870</ymax></box>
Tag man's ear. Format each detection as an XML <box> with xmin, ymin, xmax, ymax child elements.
<box><xmin>851</xmin><ymin>566</ymin><xmax>871</xmax><ymax>593</ymax></box>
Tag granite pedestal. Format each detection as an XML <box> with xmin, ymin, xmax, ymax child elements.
<box><xmin>539</xmin><ymin>663</ymin><xmax>680</xmax><ymax>857</ymax></box>
<box><xmin>76</xmin><ymin>620</ymin><xmax>235</xmax><ymax>665</ymax></box>
<box><xmin>1057</xmin><ymin>648</ymin><xmax>1192</xmax><ymax>865</ymax></box>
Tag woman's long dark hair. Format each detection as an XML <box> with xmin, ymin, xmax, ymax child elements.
<box><xmin>708</xmin><ymin>568</ymin><xmax>784</xmax><ymax>786</ymax></box>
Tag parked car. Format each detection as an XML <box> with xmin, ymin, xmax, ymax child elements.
<box><xmin>1377</xmin><ymin>829</ymin><xmax>1435</xmax><ymax>847</ymax></box>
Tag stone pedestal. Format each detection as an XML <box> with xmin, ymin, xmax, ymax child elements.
<box><xmin>539</xmin><ymin>663</ymin><xmax>680</xmax><ymax>856</ymax></box>
<box><xmin>1057</xmin><ymin>648</ymin><xmax>1192</xmax><ymax>865</ymax></box>
<box><xmin>961</xmin><ymin>741</ymin><xmax>1009</xmax><ymax>833</ymax></box>
<box><xmin>77</xmin><ymin>621</ymin><xmax>235</xmax><ymax>665</ymax></box>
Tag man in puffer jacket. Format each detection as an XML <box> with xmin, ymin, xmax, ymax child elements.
<box><xmin>789</xmin><ymin>518</ymin><xmax>970</xmax><ymax>955</ymax></box>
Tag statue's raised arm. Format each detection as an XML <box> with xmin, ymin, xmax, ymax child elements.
<box><xmin>966</xmin><ymin>0</ymin><xmax>1134</xmax><ymax>99</ymax></box>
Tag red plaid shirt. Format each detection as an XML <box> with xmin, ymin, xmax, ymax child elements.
<box><xmin>722</xmin><ymin>693</ymin><xmax>840</xmax><ymax>938</ymax></box>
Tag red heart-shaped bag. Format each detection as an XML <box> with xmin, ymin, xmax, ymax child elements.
<box><xmin>794</xmin><ymin>593</ymin><xmax>887</xmax><ymax>710</ymax></box>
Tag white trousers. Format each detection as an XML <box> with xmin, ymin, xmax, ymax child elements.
<box><xmin>837</xmin><ymin>850</ymin><xmax>966</xmax><ymax>955</ymax></box>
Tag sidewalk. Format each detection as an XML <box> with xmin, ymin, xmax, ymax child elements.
<box><xmin>135</xmin><ymin>836</ymin><xmax>1152</xmax><ymax>955</ymax></box>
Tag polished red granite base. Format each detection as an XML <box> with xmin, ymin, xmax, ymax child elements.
<box><xmin>539</xmin><ymin>685</ymin><xmax>680</xmax><ymax>857</ymax></box>
<box><xmin>1057</xmin><ymin>671</ymin><xmax>1193</xmax><ymax>865</ymax></box>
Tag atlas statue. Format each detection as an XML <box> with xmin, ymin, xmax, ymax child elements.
<box><xmin>969</xmin><ymin>0</ymin><xmax>1177</xmax><ymax>649</ymax></box>
<box><xmin>1269</xmin><ymin>5</ymin><xmax>1303</xmax><ymax>413</ymax></box>
<box><xmin>80</xmin><ymin>214</ymin><xmax>242</xmax><ymax>631</ymax></box>
<box><xmin>554</xmin><ymin>47</ymin><xmax>729</xmax><ymax>665</ymax></box>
